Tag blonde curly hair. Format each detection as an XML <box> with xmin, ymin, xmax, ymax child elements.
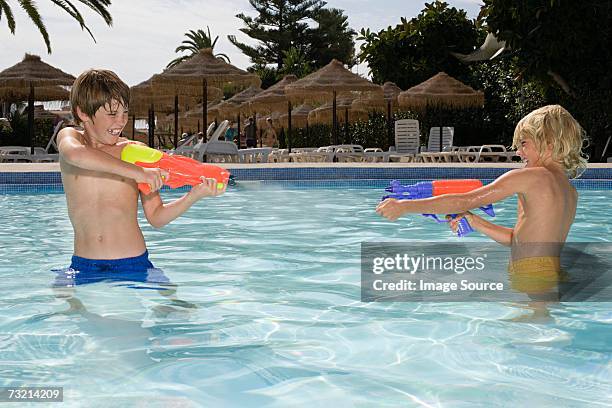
<box><xmin>512</xmin><ymin>105</ymin><xmax>588</xmax><ymax>178</ymax></box>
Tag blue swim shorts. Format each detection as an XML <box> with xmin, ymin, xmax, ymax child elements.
<box><xmin>53</xmin><ymin>250</ymin><xmax>170</xmax><ymax>287</ymax></box>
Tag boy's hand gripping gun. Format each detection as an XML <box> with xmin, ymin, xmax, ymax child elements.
<box><xmin>382</xmin><ymin>179</ymin><xmax>495</xmax><ymax>237</ymax></box>
<box><xmin>121</xmin><ymin>144</ymin><xmax>231</xmax><ymax>194</ymax></box>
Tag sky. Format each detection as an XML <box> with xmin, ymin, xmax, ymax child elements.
<box><xmin>1</xmin><ymin>0</ymin><xmax>482</xmax><ymax>86</ymax></box>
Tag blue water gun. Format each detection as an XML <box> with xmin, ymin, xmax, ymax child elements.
<box><xmin>382</xmin><ymin>179</ymin><xmax>495</xmax><ymax>237</ymax></box>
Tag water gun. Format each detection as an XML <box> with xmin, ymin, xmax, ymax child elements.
<box><xmin>382</xmin><ymin>179</ymin><xmax>495</xmax><ymax>237</ymax></box>
<box><xmin>121</xmin><ymin>144</ymin><xmax>231</xmax><ymax>194</ymax></box>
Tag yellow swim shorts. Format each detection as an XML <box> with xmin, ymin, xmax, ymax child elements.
<box><xmin>508</xmin><ymin>256</ymin><xmax>565</xmax><ymax>294</ymax></box>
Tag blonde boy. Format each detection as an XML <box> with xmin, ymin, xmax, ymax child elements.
<box><xmin>376</xmin><ymin>105</ymin><xmax>587</xmax><ymax>268</ymax></box>
<box><xmin>57</xmin><ymin>69</ymin><xmax>222</xmax><ymax>283</ymax></box>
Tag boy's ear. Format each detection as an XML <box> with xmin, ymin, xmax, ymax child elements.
<box><xmin>75</xmin><ymin>106</ymin><xmax>91</xmax><ymax>124</ymax></box>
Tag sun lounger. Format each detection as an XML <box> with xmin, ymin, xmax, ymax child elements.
<box><xmin>417</xmin><ymin>127</ymin><xmax>455</xmax><ymax>162</ymax></box>
<box><xmin>194</xmin><ymin>140</ymin><xmax>240</xmax><ymax>163</ymax></box>
<box><xmin>456</xmin><ymin>144</ymin><xmax>518</xmax><ymax>163</ymax></box>
<box><xmin>388</xmin><ymin>119</ymin><xmax>420</xmax><ymax>162</ymax></box>
<box><xmin>0</xmin><ymin>120</ymin><xmax>63</xmax><ymax>163</ymax></box>
<box><xmin>362</xmin><ymin>147</ymin><xmax>391</xmax><ymax>162</ymax></box>
<box><xmin>169</xmin><ymin>133</ymin><xmax>200</xmax><ymax>157</ymax></box>
<box><xmin>192</xmin><ymin>121</ymin><xmax>234</xmax><ymax>162</ymax></box>
<box><xmin>290</xmin><ymin>146</ymin><xmax>336</xmax><ymax>162</ymax></box>
<box><xmin>239</xmin><ymin>147</ymin><xmax>273</xmax><ymax>163</ymax></box>
<box><xmin>334</xmin><ymin>144</ymin><xmax>365</xmax><ymax>162</ymax></box>
<box><xmin>268</xmin><ymin>148</ymin><xmax>291</xmax><ymax>162</ymax></box>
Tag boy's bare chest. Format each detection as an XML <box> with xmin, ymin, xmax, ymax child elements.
<box><xmin>61</xmin><ymin>144</ymin><xmax>137</xmax><ymax>202</ymax></box>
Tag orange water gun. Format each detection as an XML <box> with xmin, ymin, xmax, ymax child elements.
<box><xmin>121</xmin><ymin>144</ymin><xmax>231</xmax><ymax>194</ymax></box>
<box><xmin>383</xmin><ymin>179</ymin><xmax>495</xmax><ymax>237</ymax></box>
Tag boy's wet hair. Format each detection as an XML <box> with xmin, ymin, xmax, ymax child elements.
<box><xmin>512</xmin><ymin>105</ymin><xmax>588</xmax><ymax>178</ymax></box>
<box><xmin>70</xmin><ymin>69</ymin><xmax>129</xmax><ymax>125</ymax></box>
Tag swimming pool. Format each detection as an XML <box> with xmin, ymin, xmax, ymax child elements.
<box><xmin>0</xmin><ymin>179</ymin><xmax>611</xmax><ymax>406</ymax></box>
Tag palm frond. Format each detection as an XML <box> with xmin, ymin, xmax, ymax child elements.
<box><xmin>168</xmin><ymin>26</ymin><xmax>230</xmax><ymax>67</ymax></box>
<box><xmin>75</xmin><ymin>0</ymin><xmax>112</xmax><ymax>26</ymax></box>
<box><xmin>215</xmin><ymin>53</ymin><xmax>231</xmax><ymax>63</ymax></box>
<box><xmin>0</xmin><ymin>0</ymin><xmax>17</xmax><ymax>33</ymax></box>
<box><xmin>166</xmin><ymin>55</ymin><xmax>190</xmax><ymax>69</ymax></box>
<box><xmin>17</xmin><ymin>0</ymin><xmax>51</xmax><ymax>52</ymax></box>
<box><xmin>49</xmin><ymin>0</ymin><xmax>96</xmax><ymax>41</ymax></box>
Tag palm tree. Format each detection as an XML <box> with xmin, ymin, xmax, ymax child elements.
<box><xmin>166</xmin><ymin>27</ymin><xmax>230</xmax><ymax>69</ymax></box>
<box><xmin>0</xmin><ymin>0</ymin><xmax>113</xmax><ymax>53</ymax></box>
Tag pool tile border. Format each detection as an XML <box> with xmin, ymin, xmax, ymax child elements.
<box><xmin>1</xmin><ymin>163</ymin><xmax>611</xmax><ymax>193</ymax></box>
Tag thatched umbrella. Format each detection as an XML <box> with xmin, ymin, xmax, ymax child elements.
<box><xmin>285</xmin><ymin>59</ymin><xmax>383</xmax><ymax>144</ymax></box>
<box><xmin>350</xmin><ymin>91</ymin><xmax>386</xmax><ymax>113</ymax></box>
<box><xmin>309</xmin><ymin>96</ymin><xmax>368</xmax><ymax>125</ymax></box>
<box><xmin>383</xmin><ymin>82</ymin><xmax>402</xmax><ymax>106</ymax></box>
<box><xmin>308</xmin><ymin>96</ymin><xmax>368</xmax><ymax>144</ymax></box>
<box><xmin>0</xmin><ymin>85</ymin><xmax>69</xmax><ymax>102</ymax></box>
<box><xmin>0</xmin><ymin>54</ymin><xmax>74</xmax><ymax>152</ymax></box>
<box><xmin>180</xmin><ymin>100</ymin><xmax>223</xmax><ymax>133</ymax></box>
<box><xmin>217</xmin><ymin>86</ymin><xmax>262</xmax><ymax>118</ymax></box>
<box><xmin>398</xmin><ymin>72</ymin><xmax>484</xmax><ymax>151</ymax></box>
<box><xmin>279</xmin><ymin>103</ymin><xmax>313</xmax><ymax>129</ymax></box>
<box><xmin>247</xmin><ymin>75</ymin><xmax>300</xmax><ymax>145</ymax></box>
<box><xmin>248</xmin><ymin>75</ymin><xmax>297</xmax><ymax>114</ymax></box>
<box><xmin>152</xmin><ymin>48</ymin><xmax>261</xmax><ymax>91</ymax></box>
<box><xmin>151</xmin><ymin>48</ymin><xmax>261</xmax><ymax>145</ymax></box>
<box><xmin>130</xmin><ymin>77</ymin><xmax>223</xmax><ymax>146</ymax></box>
<box><xmin>216</xmin><ymin>86</ymin><xmax>261</xmax><ymax>146</ymax></box>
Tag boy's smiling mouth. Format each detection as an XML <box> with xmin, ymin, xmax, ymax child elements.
<box><xmin>107</xmin><ymin>129</ymin><xmax>122</xmax><ymax>136</ymax></box>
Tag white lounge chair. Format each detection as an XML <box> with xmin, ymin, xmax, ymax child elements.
<box><xmin>170</xmin><ymin>134</ymin><xmax>199</xmax><ymax>157</ymax></box>
<box><xmin>193</xmin><ymin>120</ymin><xmax>239</xmax><ymax>162</ymax></box>
<box><xmin>268</xmin><ymin>148</ymin><xmax>291</xmax><ymax>163</ymax></box>
<box><xmin>290</xmin><ymin>146</ymin><xmax>336</xmax><ymax>162</ymax></box>
<box><xmin>418</xmin><ymin>127</ymin><xmax>455</xmax><ymax>162</ymax></box>
<box><xmin>456</xmin><ymin>144</ymin><xmax>518</xmax><ymax>163</ymax></box>
<box><xmin>270</xmin><ymin>147</ymin><xmax>314</xmax><ymax>162</ymax></box>
<box><xmin>388</xmin><ymin>119</ymin><xmax>420</xmax><ymax>162</ymax></box>
<box><xmin>334</xmin><ymin>144</ymin><xmax>365</xmax><ymax>162</ymax></box>
<box><xmin>239</xmin><ymin>147</ymin><xmax>273</xmax><ymax>163</ymax></box>
<box><xmin>0</xmin><ymin>121</ymin><xmax>63</xmax><ymax>163</ymax></box>
<box><xmin>195</xmin><ymin>140</ymin><xmax>240</xmax><ymax>163</ymax></box>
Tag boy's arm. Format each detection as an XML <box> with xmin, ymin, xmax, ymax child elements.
<box><xmin>376</xmin><ymin>169</ymin><xmax>534</xmax><ymax>221</ymax></box>
<box><xmin>141</xmin><ymin>178</ymin><xmax>224</xmax><ymax>228</ymax></box>
<box><xmin>57</xmin><ymin>128</ymin><xmax>166</xmax><ymax>191</ymax></box>
<box><xmin>452</xmin><ymin>212</ymin><xmax>514</xmax><ymax>246</ymax></box>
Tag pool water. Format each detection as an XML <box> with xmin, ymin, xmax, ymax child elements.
<box><xmin>0</xmin><ymin>185</ymin><xmax>610</xmax><ymax>406</ymax></box>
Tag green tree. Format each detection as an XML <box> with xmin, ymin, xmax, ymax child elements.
<box><xmin>167</xmin><ymin>27</ymin><xmax>230</xmax><ymax>68</ymax></box>
<box><xmin>481</xmin><ymin>0</ymin><xmax>612</xmax><ymax>160</ymax></box>
<box><xmin>279</xmin><ymin>46</ymin><xmax>313</xmax><ymax>78</ymax></box>
<box><xmin>247</xmin><ymin>46</ymin><xmax>314</xmax><ymax>89</ymax></box>
<box><xmin>308</xmin><ymin>8</ymin><xmax>356</xmax><ymax>67</ymax></box>
<box><xmin>247</xmin><ymin>63</ymin><xmax>279</xmax><ymax>89</ymax></box>
<box><xmin>357</xmin><ymin>1</ymin><xmax>480</xmax><ymax>88</ymax></box>
<box><xmin>0</xmin><ymin>0</ymin><xmax>112</xmax><ymax>53</ymax></box>
<box><xmin>228</xmin><ymin>0</ymin><xmax>324</xmax><ymax>69</ymax></box>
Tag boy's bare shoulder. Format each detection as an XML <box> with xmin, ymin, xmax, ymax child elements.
<box><xmin>491</xmin><ymin>167</ymin><xmax>550</xmax><ymax>196</ymax></box>
<box><xmin>57</xmin><ymin>126</ymin><xmax>84</xmax><ymax>143</ymax></box>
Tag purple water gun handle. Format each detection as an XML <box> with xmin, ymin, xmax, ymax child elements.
<box><xmin>422</xmin><ymin>214</ymin><xmax>474</xmax><ymax>237</ymax></box>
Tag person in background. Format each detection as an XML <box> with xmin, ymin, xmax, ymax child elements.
<box><xmin>244</xmin><ymin>117</ymin><xmax>256</xmax><ymax>148</ymax></box>
<box><xmin>224</xmin><ymin>121</ymin><xmax>236</xmax><ymax>143</ymax></box>
<box><xmin>262</xmin><ymin>117</ymin><xmax>278</xmax><ymax>148</ymax></box>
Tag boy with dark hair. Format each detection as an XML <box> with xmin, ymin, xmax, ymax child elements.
<box><xmin>57</xmin><ymin>69</ymin><xmax>223</xmax><ymax>283</ymax></box>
